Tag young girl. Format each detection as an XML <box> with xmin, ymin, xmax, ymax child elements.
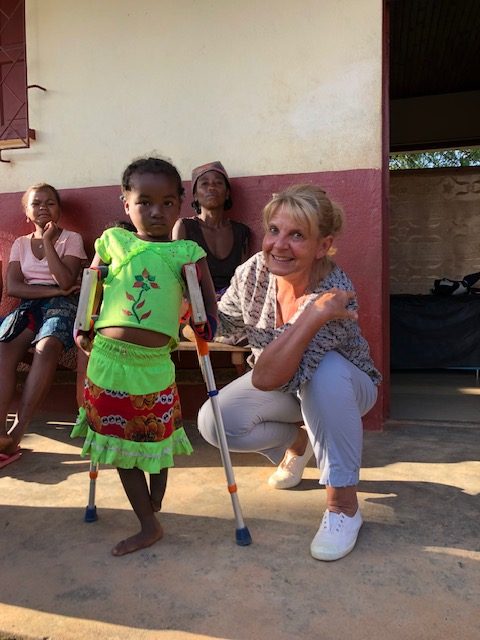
<box><xmin>72</xmin><ymin>157</ymin><xmax>217</xmax><ymax>556</ymax></box>
<box><xmin>0</xmin><ymin>183</ymin><xmax>86</xmax><ymax>467</ymax></box>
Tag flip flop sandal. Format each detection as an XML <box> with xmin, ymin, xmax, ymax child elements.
<box><xmin>0</xmin><ymin>449</ymin><xmax>22</xmax><ymax>469</ymax></box>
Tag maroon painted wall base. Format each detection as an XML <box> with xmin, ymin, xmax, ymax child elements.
<box><xmin>1</xmin><ymin>167</ymin><xmax>386</xmax><ymax>429</ymax></box>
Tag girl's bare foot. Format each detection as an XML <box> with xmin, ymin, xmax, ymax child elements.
<box><xmin>111</xmin><ymin>520</ymin><xmax>164</xmax><ymax>557</ymax></box>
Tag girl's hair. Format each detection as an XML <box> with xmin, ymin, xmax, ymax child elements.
<box><xmin>104</xmin><ymin>219</ymin><xmax>137</xmax><ymax>232</ymax></box>
<box><xmin>262</xmin><ymin>184</ymin><xmax>344</xmax><ymax>283</ymax></box>
<box><xmin>21</xmin><ymin>183</ymin><xmax>61</xmax><ymax>209</ymax></box>
<box><xmin>121</xmin><ymin>156</ymin><xmax>185</xmax><ymax>198</ymax></box>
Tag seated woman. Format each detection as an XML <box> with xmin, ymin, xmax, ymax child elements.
<box><xmin>172</xmin><ymin>161</ymin><xmax>250</xmax><ymax>298</ymax></box>
<box><xmin>197</xmin><ymin>184</ymin><xmax>381</xmax><ymax>561</ymax></box>
<box><xmin>0</xmin><ymin>183</ymin><xmax>86</xmax><ymax>466</ymax></box>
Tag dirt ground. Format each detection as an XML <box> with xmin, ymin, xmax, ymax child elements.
<box><xmin>0</xmin><ymin>413</ymin><xmax>479</xmax><ymax>640</ymax></box>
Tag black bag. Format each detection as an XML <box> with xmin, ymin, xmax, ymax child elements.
<box><xmin>0</xmin><ymin>299</ymin><xmax>45</xmax><ymax>342</ymax></box>
<box><xmin>432</xmin><ymin>272</ymin><xmax>480</xmax><ymax>296</ymax></box>
<box><xmin>0</xmin><ymin>306</ymin><xmax>29</xmax><ymax>342</ymax></box>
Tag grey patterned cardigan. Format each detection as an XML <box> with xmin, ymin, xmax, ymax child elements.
<box><xmin>217</xmin><ymin>252</ymin><xmax>382</xmax><ymax>393</ymax></box>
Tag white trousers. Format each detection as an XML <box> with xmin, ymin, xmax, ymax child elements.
<box><xmin>197</xmin><ymin>351</ymin><xmax>378</xmax><ymax>487</ymax></box>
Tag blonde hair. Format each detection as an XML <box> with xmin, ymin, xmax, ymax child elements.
<box><xmin>262</xmin><ymin>184</ymin><xmax>344</xmax><ymax>285</ymax></box>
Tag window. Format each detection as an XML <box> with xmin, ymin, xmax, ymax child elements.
<box><xmin>0</xmin><ymin>0</ymin><xmax>29</xmax><ymax>150</ymax></box>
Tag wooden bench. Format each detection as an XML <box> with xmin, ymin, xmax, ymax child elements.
<box><xmin>176</xmin><ymin>340</ymin><xmax>251</xmax><ymax>375</ymax></box>
<box><xmin>17</xmin><ymin>341</ymin><xmax>250</xmax><ymax>377</ymax></box>
<box><xmin>15</xmin><ymin>340</ymin><xmax>251</xmax><ymax>417</ymax></box>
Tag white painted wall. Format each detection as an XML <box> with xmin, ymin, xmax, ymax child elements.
<box><xmin>0</xmin><ymin>0</ymin><xmax>382</xmax><ymax>192</ymax></box>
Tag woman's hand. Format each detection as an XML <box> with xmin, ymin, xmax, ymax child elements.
<box><xmin>40</xmin><ymin>223</ymin><xmax>83</xmax><ymax>290</ymax></box>
<box><xmin>54</xmin><ymin>284</ymin><xmax>81</xmax><ymax>297</ymax></box>
<box><xmin>252</xmin><ymin>287</ymin><xmax>359</xmax><ymax>391</ymax></box>
<box><xmin>42</xmin><ymin>221</ymin><xmax>59</xmax><ymax>243</ymax></box>
<box><xmin>312</xmin><ymin>288</ymin><xmax>358</xmax><ymax>323</ymax></box>
<box><xmin>6</xmin><ymin>261</ymin><xmax>80</xmax><ymax>299</ymax></box>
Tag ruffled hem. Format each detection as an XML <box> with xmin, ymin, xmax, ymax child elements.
<box><xmin>70</xmin><ymin>407</ymin><xmax>88</xmax><ymax>438</ymax></box>
<box><xmin>70</xmin><ymin>409</ymin><xmax>193</xmax><ymax>473</ymax></box>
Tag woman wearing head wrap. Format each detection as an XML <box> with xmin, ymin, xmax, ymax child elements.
<box><xmin>172</xmin><ymin>161</ymin><xmax>250</xmax><ymax>298</ymax></box>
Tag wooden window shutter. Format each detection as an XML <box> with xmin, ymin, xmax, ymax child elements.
<box><xmin>0</xmin><ymin>0</ymin><xmax>28</xmax><ymax>150</ymax></box>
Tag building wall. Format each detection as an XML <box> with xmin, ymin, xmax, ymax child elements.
<box><xmin>0</xmin><ymin>0</ymin><xmax>386</xmax><ymax>427</ymax></box>
<box><xmin>390</xmin><ymin>168</ymin><xmax>480</xmax><ymax>294</ymax></box>
<box><xmin>1</xmin><ymin>0</ymin><xmax>382</xmax><ymax>188</ymax></box>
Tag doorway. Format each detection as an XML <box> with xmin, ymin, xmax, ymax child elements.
<box><xmin>387</xmin><ymin>0</ymin><xmax>480</xmax><ymax>424</ymax></box>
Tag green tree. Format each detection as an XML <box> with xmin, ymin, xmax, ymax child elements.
<box><xmin>389</xmin><ymin>148</ymin><xmax>480</xmax><ymax>170</ymax></box>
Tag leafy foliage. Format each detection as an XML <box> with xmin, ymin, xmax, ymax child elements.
<box><xmin>389</xmin><ymin>148</ymin><xmax>480</xmax><ymax>170</ymax></box>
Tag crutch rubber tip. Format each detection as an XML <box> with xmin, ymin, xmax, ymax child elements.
<box><xmin>84</xmin><ymin>506</ymin><xmax>98</xmax><ymax>523</ymax></box>
<box><xmin>235</xmin><ymin>527</ymin><xmax>252</xmax><ymax>546</ymax></box>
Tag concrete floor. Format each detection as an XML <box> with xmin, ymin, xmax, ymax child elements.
<box><xmin>390</xmin><ymin>370</ymin><xmax>480</xmax><ymax>425</ymax></box>
<box><xmin>0</xmin><ymin>403</ymin><xmax>479</xmax><ymax>640</ymax></box>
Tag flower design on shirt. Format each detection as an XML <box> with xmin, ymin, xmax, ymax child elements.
<box><xmin>122</xmin><ymin>268</ymin><xmax>159</xmax><ymax>323</ymax></box>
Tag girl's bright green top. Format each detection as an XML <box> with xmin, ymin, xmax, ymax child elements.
<box><xmin>94</xmin><ymin>228</ymin><xmax>206</xmax><ymax>342</ymax></box>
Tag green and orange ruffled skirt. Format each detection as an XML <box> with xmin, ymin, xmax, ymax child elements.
<box><xmin>71</xmin><ymin>334</ymin><xmax>192</xmax><ymax>473</ymax></box>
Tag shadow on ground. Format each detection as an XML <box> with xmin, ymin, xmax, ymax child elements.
<box><xmin>0</xmin><ymin>418</ymin><xmax>479</xmax><ymax>640</ymax></box>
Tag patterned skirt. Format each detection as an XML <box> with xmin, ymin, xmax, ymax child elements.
<box><xmin>71</xmin><ymin>334</ymin><xmax>192</xmax><ymax>473</ymax></box>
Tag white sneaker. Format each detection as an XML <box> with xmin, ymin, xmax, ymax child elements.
<box><xmin>268</xmin><ymin>439</ymin><xmax>314</xmax><ymax>489</ymax></box>
<box><xmin>310</xmin><ymin>509</ymin><xmax>363</xmax><ymax>561</ymax></box>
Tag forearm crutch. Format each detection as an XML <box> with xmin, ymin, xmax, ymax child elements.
<box><xmin>84</xmin><ymin>462</ymin><xmax>99</xmax><ymax>522</ymax></box>
<box><xmin>184</xmin><ymin>264</ymin><xmax>252</xmax><ymax>546</ymax></box>
<box><xmin>74</xmin><ymin>266</ymin><xmax>108</xmax><ymax>523</ymax></box>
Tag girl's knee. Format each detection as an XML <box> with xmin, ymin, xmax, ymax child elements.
<box><xmin>34</xmin><ymin>337</ymin><xmax>64</xmax><ymax>359</ymax></box>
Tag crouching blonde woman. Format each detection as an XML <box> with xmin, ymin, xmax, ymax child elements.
<box><xmin>197</xmin><ymin>184</ymin><xmax>381</xmax><ymax>561</ymax></box>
